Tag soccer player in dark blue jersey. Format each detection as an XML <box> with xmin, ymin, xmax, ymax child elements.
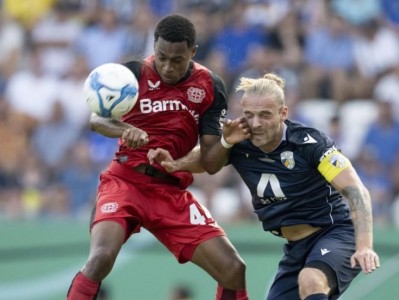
<box><xmin>148</xmin><ymin>73</ymin><xmax>380</xmax><ymax>300</ymax></box>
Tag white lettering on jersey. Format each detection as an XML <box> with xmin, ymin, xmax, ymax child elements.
<box><xmin>257</xmin><ymin>173</ymin><xmax>286</xmax><ymax>198</ymax></box>
<box><xmin>139</xmin><ymin>98</ymin><xmax>199</xmax><ymax>123</ymax></box>
<box><xmin>319</xmin><ymin>146</ymin><xmax>338</xmax><ymax>162</ymax></box>
<box><xmin>140</xmin><ymin>98</ymin><xmax>188</xmax><ymax>113</ymax></box>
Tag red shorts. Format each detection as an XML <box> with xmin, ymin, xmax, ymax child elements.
<box><xmin>91</xmin><ymin>161</ymin><xmax>226</xmax><ymax>263</ymax></box>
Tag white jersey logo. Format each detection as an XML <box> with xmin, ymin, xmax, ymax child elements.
<box><xmin>148</xmin><ymin>80</ymin><xmax>160</xmax><ymax>90</ymax></box>
<box><xmin>321</xmin><ymin>248</ymin><xmax>331</xmax><ymax>255</ymax></box>
<box><xmin>303</xmin><ymin>133</ymin><xmax>317</xmax><ymax>144</ymax></box>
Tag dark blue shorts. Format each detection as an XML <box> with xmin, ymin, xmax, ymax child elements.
<box><xmin>266</xmin><ymin>222</ymin><xmax>361</xmax><ymax>300</ymax></box>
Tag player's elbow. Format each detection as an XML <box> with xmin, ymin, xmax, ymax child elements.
<box><xmin>89</xmin><ymin>113</ymin><xmax>100</xmax><ymax>132</ymax></box>
<box><xmin>205</xmin><ymin>167</ymin><xmax>219</xmax><ymax>175</ymax></box>
<box><xmin>201</xmin><ymin>159</ymin><xmax>225</xmax><ymax>175</ymax></box>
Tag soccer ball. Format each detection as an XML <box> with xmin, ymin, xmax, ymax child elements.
<box><xmin>83</xmin><ymin>63</ymin><xmax>139</xmax><ymax>118</ymax></box>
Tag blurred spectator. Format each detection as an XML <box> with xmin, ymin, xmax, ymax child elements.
<box><xmin>354</xmin><ymin>148</ymin><xmax>395</xmax><ymax>226</ymax></box>
<box><xmin>30</xmin><ymin>101</ymin><xmax>80</xmax><ymax>174</ymax></box>
<box><xmin>243</xmin><ymin>0</ymin><xmax>290</xmax><ymax>29</ymax></box>
<box><xmin>210</xmin><ymin>2</ymin><xmax>267</xmax><ymax>76</ymax></box>
<box><xmin>31</xmin><ymin>1</ymin><xmax>83</xmax><ymax>78</ymax></box>
<box><xmin>148</xmin><ymin>0</ymin><xmax>177</xmax><ymax>18</ymax></box>
<box><xmin>84</xmin><ymin>128</ymin><xmax>118</xmax><ymax>170</ymax></box>
<box><xmin>327</xmin><ymin>115</ymin><xmax>344</xmax><ymax>150</ymax></box>
<box><xmin>57</xmin><ymin>55</ymin><xmax>91</xmax><ymax>131</ymax></box>
<box><xmin>202</xmin><ymin>47</ymin><xmax>231</xmax><ymax>92</ymax></box>
<box><xmin>4</xmin><ymin>46</ymin><xmax>60</xmax><ymax>125</ymax></box>
<box><xmin>301</xmin><ymin>12</ymin><xmax>355</xmax><ymax>102</ymax></box>
<box><xmin>0</xmin><ymin>188</ymin><xmax>23</xmax><ymax>220</ymax></box>
<box><xmin>381</xmin><ymin>0</ymin><xmax>399</xmax><ymax>31</ymax></box>
<box><xmin>331</xmin><ymin>0</ymin><xmax>381</xmax><ymax>26</ymax></box>
<box><xmin>0</xmin><ymin>101</ymin><xmax>31</xmax><ymax>187</ymax></box>
<box><xmin>184</xmin><ymin>8</ymin><xmax>217</xmax><ymax>63</ymax></box>
<box><xmin>268</xmin><ymin>8</ymin><xmax>304</xmax><ymax>72</ymax></box>
<box><xmin>0</xmin><ymin>12</ymin><xmax>25</xmax><ymax>82</ymax></box>
<box><xmin>40</xmin><ymin>183</ymin><xmax>70</xmax><ymax>218</ymax></box>
<box><xmin>59</xmin><ymin>139</ymin><xmax>100</xmax><ymax>217</ymax></box>
<box><xmin>74</xmin><ymin>6</ymin><xmax>131</xmax><ymax>69</ymax></box>
<box><xmin>351</xmin><ymin>19</ymin><xmax>399</xmax><ymax>99</ymax></box>
<box><xmin>99</xmin><ymin>0</ymin><xmax>138</xmax><ymax>24</ymax></box>
<box><xmin>124</xmin><ymin>2</ymin><xmax>156</xmax><ymax>61</ymax></box>
<box><xmin>3</xmin><ymin>0</ymin><xmax>56</xmax><ymax>30</ymax></box>
<box><xmin>373</xmin><ymin>62</ymin><xmax>399</xmax><ymax>120</ymax></box>
<box><xmin>19</xmin><ymin>153</ymin><xmax>49</xmax><ymax>218</ymax></box>
<box><xmin>359</xmin><ymin>99</ymin><xmax>399</xmax><ymax>171</ymax></box>
<box><xmin>295</xmin><ymin>0</ymin><xmax>329</xmax><ymax>30</ymax></box>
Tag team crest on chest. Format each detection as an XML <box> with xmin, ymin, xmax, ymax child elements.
<box><xmin>187</xmin><ymin>87</ymin><xmax>205</xmax><ymax>103</ymax></box>
<box><xmin>280</xmin><ymin>151</ymin><xmax>295</xmax><ymax>169</ymax></box>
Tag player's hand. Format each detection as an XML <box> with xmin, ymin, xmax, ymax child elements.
<box><xmin>147</xmin><ymin>148</ymin><xmax>178</xmax><ymax>172</ymax></box>
<box><xmin>121</xmin><ymin>127</ymin><xmax>149</xmax><ymax>148</ymax></box>
<box><xmin>223</xmin><ymin>117</ymin><xmax>251</xmax><ymax>144</ymax></box>
<box><xmin>350</xmin><ymin>247</ymin><xmax>380</xmax><ymax>274</ymax></box>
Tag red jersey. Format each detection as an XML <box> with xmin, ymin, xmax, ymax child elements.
<box><xmin>114</xmin><ymin>56</ymin><xmax>228</xmax><ymax>183</ymax></box>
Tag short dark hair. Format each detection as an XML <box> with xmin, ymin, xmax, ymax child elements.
<box><xmin>154</xmin><ymin>14</ymin><xmax>196</xmax><ymax>48</ymax></box>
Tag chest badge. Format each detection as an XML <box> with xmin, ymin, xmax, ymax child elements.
<box><xmin>187</xmin><ymin>87</ymin><xmax>205</xmax><ymax>103</ymax></box>
<box><xmin>280</xmin><ymin>151</ymin><xmax>295</xmax><ymax>169</ymax></box>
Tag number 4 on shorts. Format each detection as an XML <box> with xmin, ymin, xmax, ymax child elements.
<box><xmin>189</xmin><ymin>203</ymin><xmax>212</xmax><ymax>225</ymax></box>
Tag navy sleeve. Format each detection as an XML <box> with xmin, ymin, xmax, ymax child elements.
<box><xmin>299</xmin><ymin>130</ymin><xmax>336</xmax><ymax>169</ymax></box>
<box><xmin>199</xmin><ymin>71</ymin><xmax>228</xmax><ymax>136</ymax></box>
<box><xmin>123</xmin><ymin>61</ymin><xmax>142</xmax><ymax>80</ymax></box>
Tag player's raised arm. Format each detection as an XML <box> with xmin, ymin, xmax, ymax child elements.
<box><xmin>148</xmin><ymin>146</ymin><xmax>205</xmax><ymax>173</ymax></box>
<box><xmin>200</xmin><ymin>117</ymin><xmax>251</xmax><ymax>174</ymax></box>
<box><xmin>90</xmin><ymin>113</ymin><xmax>148</xmax><ymax>148</ymax></box>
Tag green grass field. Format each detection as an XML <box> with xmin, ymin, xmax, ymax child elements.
<box><xmin>0</xmin><ymin>220</ymin><xmax>398</xmax><ymax>300</ymax></box>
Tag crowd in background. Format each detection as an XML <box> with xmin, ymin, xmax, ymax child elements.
<box><xmin>0</xmin><ymin>0</ymin><xmax>399</xmax><ymax>228</ymax></box>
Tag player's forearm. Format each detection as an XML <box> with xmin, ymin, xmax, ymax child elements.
<box><xmin>200</xmin><ymin>141</ymin><xmax>230</xmax><ymax>174</ymax></box>
<box><xmin>171</xmin><ymin>142</ymin><xmax>228</xmax><ymax>174</ymax></box>
<box><xmin>175</xmin><ymin>146</ymin><xmax>206</xmax><ymax>173</ymax></box>
<box><xmin>89</xmin><ymin>113</ymin><xmax>131</xmax><ymax>138</ymax></box>
<box><xmin>341</xmin><ymin>185</ymin><xmax>374</xmax><ymax>249</ymax></box>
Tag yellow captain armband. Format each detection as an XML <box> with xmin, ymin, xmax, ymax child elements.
<box><xmin>317</xmin><ymin>149</ymin><xmax>351</xmax><ymax>183</ymax></box>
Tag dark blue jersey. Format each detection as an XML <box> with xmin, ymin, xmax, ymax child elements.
<box><xmin>229</xmin><ymin>120</ymin><xmax>352</xmax><ymax>235</ymax></box>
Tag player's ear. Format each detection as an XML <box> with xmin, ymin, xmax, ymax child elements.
<box><xmin>191</xmin><ymin>45</ymin><xmax>198</xmax><ymax>58</ymax></box>
<box><xmin>281</xmin><ymin>105</ymin><xmax>288</xmax><ymax>121</ymax></box>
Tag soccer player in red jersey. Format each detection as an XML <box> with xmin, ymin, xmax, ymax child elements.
<box><xmin>66</xmin><ymin>15</ymin><xmax>249</xmax><ymax>300</ymax></box>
